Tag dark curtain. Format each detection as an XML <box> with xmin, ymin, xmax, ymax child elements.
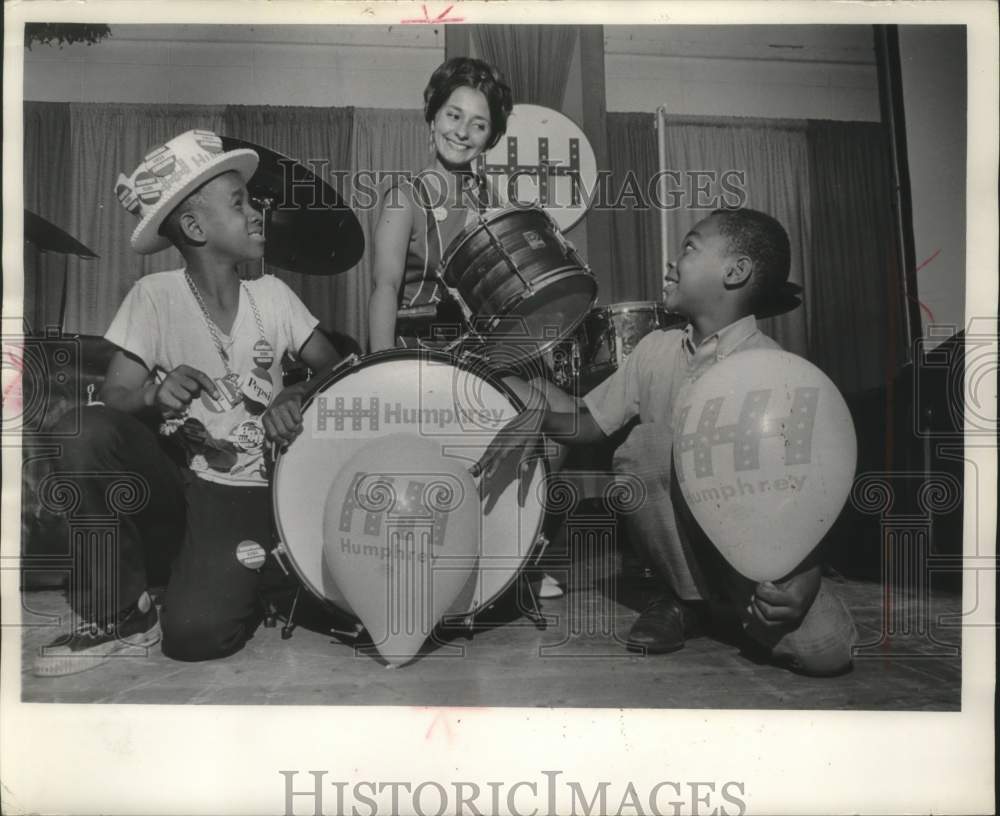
<box><xmin>602</xmin><ymin>113</ymin><xmax>909</xmax><ymax>389</ymax></box>
<box><xmin>806</xmin><ymin>120</ymin><xmax>909</xmax><ymax>394</ymax></box>
<box><xmin>221</xmin><ymin>105</ymin><xmax>354</xmax><ymax>340</ymax></box>
<box><xmin>470</xmin><ymin>25</ymin><xmax>578</xmax><ymax>108</ymax></box>
<box><xmin>348</xmin><ymin>108</ymin><xmax>429</xmax><ymax>351</ymax></box>
<box><xmin>606</xmin><ymin>112</ymin><xmax>661</xmax><ymax>303</ymax></box>
<box><xmin>22</xmin><ymin>102</ymin><xmax>74</xmax><ymax>332</ymax></box>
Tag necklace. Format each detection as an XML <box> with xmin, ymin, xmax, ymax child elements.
<box><xmin>184</xmin><ymin>271</ymin><xmax>270</xmax><ymax>405</ymax></box>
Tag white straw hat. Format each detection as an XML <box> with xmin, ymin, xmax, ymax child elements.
<box><xmin>114</xmin><ymin>129</ymin><xmax>258</xmax><ymax>254</ymax></box>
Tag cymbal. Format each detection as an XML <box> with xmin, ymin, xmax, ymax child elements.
<box><xmin>221</xmin><ymin>136</ymin><xmax>364</xmax><ymax>276</ymax></box>
<box><xmin>24</xmin><ymin>210</ymin><xmax>99</xmax><ymax>259</ymax></box>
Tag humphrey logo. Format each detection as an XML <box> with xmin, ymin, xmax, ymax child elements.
<box><xmin>674</xmin><ymin>387</ymin><xmax>818</xmax><ymax>482</ymax></box>
<box><xmin>314</xmin><ymin>396</ymin><xmax>506</xmax><ymax>434</ymax></box>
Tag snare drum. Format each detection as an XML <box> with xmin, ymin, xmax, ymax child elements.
<box><xmin>440</xmin><ymin>206</ymin><xmax>597</xmax><ymax>367</ymax></box>
<box><xmin>550</xmin><ymin>301</ymin><xmax>685</xmax><ymax>392</ymax></box>
<box><xmin>272</xmin><ymin>349</ymin><xmax>547</xmax><ymax>622</ymax></box>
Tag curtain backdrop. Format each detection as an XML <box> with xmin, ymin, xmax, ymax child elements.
<box><xmin>221</xmin><ymin>105</ymin><xmax>354</xmax><ymax>339</ymax></box>
<box><xmin>606</xmin><ymin>112</ymin><xmax>662</xmax><ymax>304</ymax></box>
<box><xmin>64</xmin><ymin>104</ymin><xmax>226</xmax><ymax>334</ymax></box>
<box><xmin>470</xmin><ymin>25</ymin><xmax>578</xmax><ymax>109</ymax></box>
<box><xmin>348</xmin><ymin>108</ymin><xmax>429</xmax><ymax>350</ymax></box>
<box><xmin>807</xmin><ymin>120</ymin><xmax>908</xmax><ymax>393</ymax></box>
<box><xmin>654</xmin><ymin>115</ymin><xmax>812</xmax><ymax>357</ymax></box>
<box><xmin>22</xmin><ymin>102</ymin><xmax>73</xmax><ymax>332</ymax></box>
<box><xmin>22</xmin><ymin>102</ymin><xmax>907</xmax><ymax>393</ymax></box>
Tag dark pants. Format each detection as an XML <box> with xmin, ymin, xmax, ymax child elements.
<box><xmin>57</xmin><ymin>406</ymin><xmax>273</xmax><ymax>662</ymax></box>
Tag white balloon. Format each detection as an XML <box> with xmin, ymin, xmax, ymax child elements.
<box><xmin>322</xmin><ymin>433</ymin><xmax>481</xmax><ymax>666</ymax></box>
<box><xmin>672</xmin><ymin>350</ymin><xmax>857</xmax><ymax>581</ymax></box>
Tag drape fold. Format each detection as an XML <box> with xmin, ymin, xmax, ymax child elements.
<box><xmin>806</xmin><ymin>120</ymin><xmax>908</xmax><ymax>393</ymax></box>
<box><xmin>347</xmin><ymin>108</ymin><xmax>429</xmax><ymax>350</ymax></box>
<box><xmin>607</xmin><ymin>113</ymin><xmax>812</xmax><ymax>356</ymax></box>
<box><xmin>470</xmin><ymin>25</ymin><xmax>577</xmax><ymax>109</ymax></box>
<box><xmin>22</xmin><ymin>102</ymin><xmax>73</xmax><ymax>332</ymax></box>
<box><xmin>64</xmin><ymin>103</ymin><xmax>226</xmax><ymax>334</ymax></box>
<box><xmin>221</xmin><ymin>105</ymin><xmax>354</xmax><ymax>339</ymax></box>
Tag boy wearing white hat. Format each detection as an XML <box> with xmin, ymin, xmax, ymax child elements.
<box><xmin>34</xmin><ymin>129</ymin><xmax>339</xmax><ymax>676</ymax></box>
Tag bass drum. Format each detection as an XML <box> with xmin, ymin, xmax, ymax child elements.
<box><xmin>271</xmin><ymin>349</ymin><xmax>547</xmax><ymax>621</ymax></box>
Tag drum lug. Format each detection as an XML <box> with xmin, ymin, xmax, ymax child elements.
<box><xmin>271</xmin><ymin>542</ymin><xmax>291</xmax><ymax>577</ymax></box>
<box><xmin>533</xmin><ymin>532</ymin><xmax>551</xmax><ymax>565</ymax></box>
<box><xmin>330</xmin><ymin>622</ymin><xmax>365</xmax><ymax>640</ymax></box>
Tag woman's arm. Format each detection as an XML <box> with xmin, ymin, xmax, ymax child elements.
<box><xmin>368</xmin><ymin>190</ymin><xmax>414</xmax><ymax>352</ymax></box>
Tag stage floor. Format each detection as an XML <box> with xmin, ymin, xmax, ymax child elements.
<box><xmin>18</xmin><ymin>564</ymin><xmax>961</xmax><ymax>709</ymax></box>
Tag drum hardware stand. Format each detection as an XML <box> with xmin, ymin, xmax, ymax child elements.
<box><xmin>263</xmin><ymin>541</ymin><xmax>367</xmax><ymax>641</ymax></box>
<box><xmin>260</xmin><ymin>542</ymin><xmax>297</xmax><ymax>638</ymax></box>
<box><xmin>517</xmin><ymin>573</ymin><xmax>548</xmax><ymax>630</ymax></box>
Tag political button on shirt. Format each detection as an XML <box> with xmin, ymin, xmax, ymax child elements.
<box><xmin>231</xmin><ymin>418</ymin><xmax>265</xmax><ymax>453</ymax></box>
<box><xmin>252</xmin><ymin>339</ymin><xmax>275</xmax><ymax>369</ymax></box>
<box><xmin>235</xmin><ymin>539</ymin><xmax>267</xmax><ymax>570</ymax></box>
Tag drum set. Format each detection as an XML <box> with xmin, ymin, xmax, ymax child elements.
<box><xmin>222</xmin><ymin>139</ymin><xmax>684</xmax><ymax>654</ymax></box>
<box><xmin>24</xmin><ymin>131</ymin><xmax>685</xmax><ymax>662</ymax></box>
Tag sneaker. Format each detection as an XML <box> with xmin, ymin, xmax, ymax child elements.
<box><xmin>32</xmin><ymin>594</ymin><xmax>161</xmax><ymax>678</ymax></box>
<box><xmin>537</xmin><ymin>574</ymin><xmax>564</xmax><ymax>599</ymax></box>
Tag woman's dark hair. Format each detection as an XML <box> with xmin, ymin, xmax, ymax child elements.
<box><xmin>423</xmin><ymin>57</ymin><xmax>513</xmax><ymax>150</ymax></box>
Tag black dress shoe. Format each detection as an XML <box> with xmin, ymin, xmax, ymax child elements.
<box><xmin>626</xmin><ymin>596</ymin><xmax>689</xmax><ymax>654</ymax></box>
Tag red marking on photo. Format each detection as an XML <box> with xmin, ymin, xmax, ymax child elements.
<box><xmin>401</xmin><ymin>5</ymin><xmax>464</xmax><ymax>24</ymax></box>
<box><xmin>915</xmin><ymin>248</ymin><xmax>942</xmax><ymax>274</ymax></box>
<box><xmin>2</xmin><ymin>345</ymin><xmax>25</xmax><ymax>414</ymax></box>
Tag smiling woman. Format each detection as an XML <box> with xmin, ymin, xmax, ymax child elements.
<box><xmin>367</xmin><ymin>57</ymin><xmax>513</xmax><ymax>352</ymax></box>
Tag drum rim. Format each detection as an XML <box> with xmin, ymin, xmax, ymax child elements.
<box><xmin>598</xmin><ymin>300</ymin><xmax>670</xmax><ymax>314</ymax></box>
<box><xmin>478</xmin><ymin>268</ymin><xmax>598</xmax><ymax>363</ymax></box>
<box><xmin>439</xmin><ymin>204</ymin><xmax>551</xmax><ymax>272</ymax></box>
<box><xmin>270</xmin><ymin>347</ymin><xmax>551</xmax><ymax>619</ymax></box>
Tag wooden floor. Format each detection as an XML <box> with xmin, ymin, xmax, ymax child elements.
<box><xmin>18</xmin><ymin>555</ymin><xmax>962</xmax><ymax>709</ymax></box>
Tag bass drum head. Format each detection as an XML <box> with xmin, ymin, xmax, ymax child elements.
<box><xmin>272</xmin><ymin>350</ymin><xmax>546</xmax><ymax>620</ymax></box>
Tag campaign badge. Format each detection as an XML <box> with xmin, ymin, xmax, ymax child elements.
<box><xmin>144</xmin><ymin>145</ymin><xmax>177</xmax><ymax>177</ymax></box>
<box><xmin>231</xmin><ymin>419</ymin><xmax>265</xmax><ymax>453</ymax></box>
<box><xmin>134</xmin><ymin>171</ymin><xmax>162</xmax><ymax>206</ymax></box>
<box><xmin>194</xmin><ymin>130</ymin><xmax>223</xmax><ymax>153</ymax></box>
<box><xmin>235</xmin><ymin>539</ymin><xmax>267</xmax><ymax>570</ymax></box>
<box><xmin>252</xmin><ymin>339</ymin><xmax>275</xmax><ymax>369</ymax></box>
<box><xmin>115</xmin><ymin>180</ymin><xmax>141</xmax><ymax>214</ymax></box>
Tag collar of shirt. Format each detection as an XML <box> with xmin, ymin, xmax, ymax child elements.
<box><xmin>682</xmin><ymin>314</ymin><xmax>760</xmax><ymax>367</ymax></box>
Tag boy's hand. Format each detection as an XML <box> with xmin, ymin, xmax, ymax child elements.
<box><xmin>748</xmin><ymin>564</ymin><xmax>821</xmax><ymax>628</ymax></box>
<box><xmin>262</xmin><ymin>385</ymin><xmax>305</xmax><ymax>449</ymax></box>
<box><xmin>471</xmin><ymin>408</ymin><xmax>545</xmax><ymax>481</ymax></box>
<box><xmin>154</xmin><ymin>365</ymin><xmax>218</xmax><ymax>417</ymax></box>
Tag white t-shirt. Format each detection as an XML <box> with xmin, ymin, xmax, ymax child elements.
<box><xmin>105</xmin><ymin>269</ymin><xmax>319</xmax><ymax>486</ymax></box>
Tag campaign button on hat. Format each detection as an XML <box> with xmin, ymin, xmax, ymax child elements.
<box><xmin>193</xmin><ymin>129</ymin><xmax>223</xmax><ymax>153</ymax></box>
<box><xmin>134</xmin><ymin>171</ymin><xmax>162</xmax><ymax>205</ymax></box>
<box><xmin>116</xmin><ymin>181</ymin><xmax>141</xmax><ymax>215</ymax></box>
<box><xmin>145</xmin><ymin>145</ymin><xmax>177</xmax><ymax>177</ymax></box>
